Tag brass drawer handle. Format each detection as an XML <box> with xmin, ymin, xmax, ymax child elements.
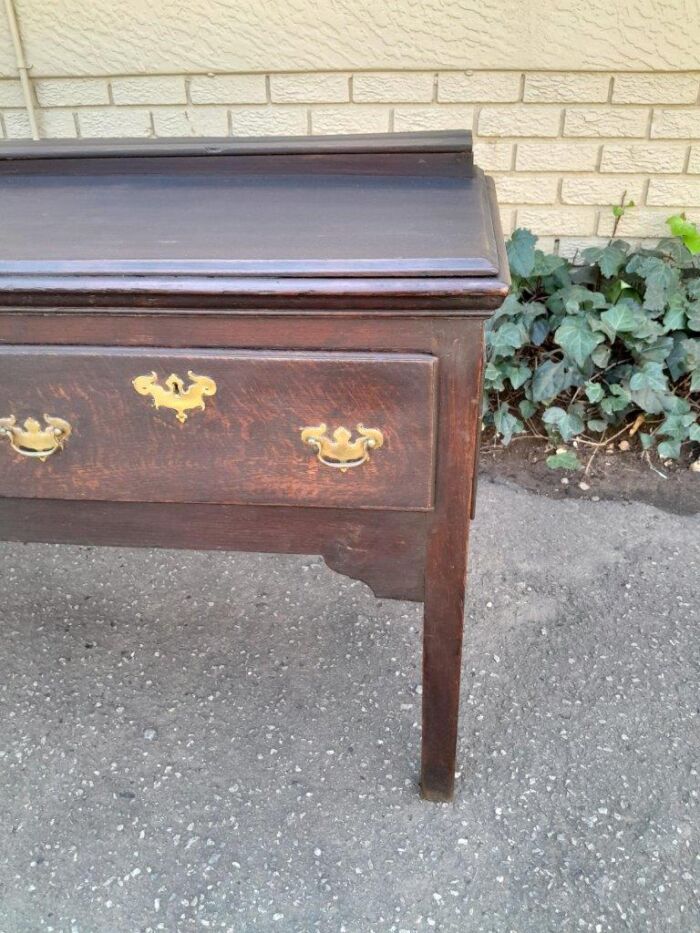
<box><xmin>132</xmin><ymin>371</ymin><xmax>217</xmax><ymax>423</ymax></box>
<box><xmin>0</xmin><ymin>415</ymin><xmax>72</xmax><ymax>460</ymax></box>
<box><xmin>300</xmin><ymin>423</ymin><xmax>384</xmax><ymax>472</ymax></box>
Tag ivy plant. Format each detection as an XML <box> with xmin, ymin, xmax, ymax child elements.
<box><xmin>484</xmin><ymin>217</ymin><xmax>700</xmax><ymax>469</ymax></box>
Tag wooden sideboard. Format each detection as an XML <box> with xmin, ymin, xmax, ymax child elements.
<box><xmin>0</xmin><ymin>131</ymin><xmax>508</xmax><ymax>800</ymax></box>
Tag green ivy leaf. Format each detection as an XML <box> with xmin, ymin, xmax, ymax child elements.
<box><xmin>582</xmin><ymin>243</ymin><xmax>628</xmax><ymax>278</ymax></box>
<box><xmin>689</xmin><ymin>422</ymin><xmax>700</xmax><ymax>442</ymax></box>
<box><xmin>637</xmin><ymin>337</ymin><xmax>675</xmax><ymax>364</ymax></box>
<box><xmin>491</xmin><ymin>292</ymin><xmax>524</xmax><ymax>322</ymax></box>
<box><xmin>600</xmin><ymin>384</ymin><xmax>632</xmax><ymax>415</ymax></box>
<box><xmin>667</xmin><ymin>214</ymin><xmax>700</xmax><ymax>254</ymax></box>
<box><xmin>681</xmin><ymin>338</ymin><xmax>700</xmax><ymax>373</ymax></box>
<box><xmin>531</xmin><ymin>359</ymin><xmax>576</xmax><ymax>402</ymax></box>
<box><xmin>545</xmin><ymin>451</ymin><xmax>581</xmax><ymax>471</ymax></box>
<box><xmin>662</xmin><ymin>395</ymin><xmax>691</xmax><ymax>416</ymax></box>
<box><xmin>548</xmin><ymin>285</ymin><xmax>607</xmax><ymax>315</ymax></box>
<box><xmin>505</xmin><ymin>363</ymin><xmax>531</xmax><ymax>390</ymax></box>
<box><xmin>628</xmin><ymin>362</ymin><xmax>669</xmax><ymax>414</ymax></box>
<box><xmin>532</xmin><ymin>251</ymin><xmax>568</xmax><ymax>278</ymax></box>
<box><xmin>659</xmin><ymin>412</ymin><xmax>696</xmax><ymax>439</ymax></box>
<box><xmin>493</xmin><ymin>405</ymin><xmax>523</xmax><ymax>446</ymax></box>
<box><xmin>662</xmin><ymin>296</ymin><xmax>686</xmax><ymax>332</ymax></box>
<box><xmin>600</xmin><ymin>303</ymin><xmax>645</xmax><ymax>335</ymax></box>
<box><xmin>626</xmin><ymin>255</ymin><xmax>680</xmax><ymax>312</ymax></box>
<box><xmin>519</xmin><ymin>399</ymin><xmax>537</xmax><ymax>419</ymax></box>
<box><xmin>585</xmin><ymin>381</ymin><xmax>605</xmax><ymax>403</ymax></box>
<box><xmin>507</xmin><ymin>228</ymin><xmax>537</xmax><ymax>278</ymax></box>
<box><xmin>591</xmin><ymin>344</ymin><xmax>612</xmax><ymax>368</ymax></box>
<box><xmin>530</xmin><ymin>316</ymin><xmax>550</xmax><ymax>346</ymax></box>
<box><xmin>587</xmin><ymin>418</ymin><xmax>608</xmax><ymax>433</ymax></box>
<box><xmin>487</xmin><ymin>321</ymin><xmax>525</xmax><ymax>359</ymax></box>
<box><xmin>484</xmin><ymin>361</ymin><xmax>507</xmax><ymax>391</ymax></box>
<box><xmin>686</xmin><ymin>303</ymin><xmax>700</xmax><ymax>332</ymax></box>
<box><xmin>554</xmin><ymin>316</ymin><xmax>604</xmax><ymax>368</ymax></box>
<box><xmin>667</xmin><ymin>333</ymin><xmax>690</xmax><ymax>380</ymax></box>
<box><xmin>657</xmin><ymin>439</ymin><xmax>682</xmax><ymax>459</ymax></box>
<box><xmin>542</xmin><ymin>405</ymin><xmax>585</xmax><ymax>441</ymax></box>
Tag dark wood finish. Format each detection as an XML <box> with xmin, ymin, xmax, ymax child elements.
<box><xmin>0</xmin><ymin>174</ymin><xmax>496</xmax><ymax>277</ymax></box>
<box><xmin>422</xmin><ymin>328</ymin><xmax>484</xmax><ymax>801</ymax></box>
<box><xmin>0</xmin><ymin>132</ymin><xmax>509</xmax><ymax>801</ymax></box>
<box><xmin>0</xmin><ymin>347</ymin><xmax>436</xmax><ymax>510</ymax></box>
<box><xmin>0</xmin><ymin>134</ymin><xmax>507</xmax><ymax>311</ymax></box>
<box><xmin>0</xmin><ymin>131</ymin><xmax>474</xmax><ymax>161</ymax></box>
<box><xmin>0</xmin><ymin>499</ymin><xmax>428</xmax><ymax>602</ymax></box>
<box><xmin>0</xmin><ymin>136</ymin><xmax>474</xmax><ymax>180</ymax></box>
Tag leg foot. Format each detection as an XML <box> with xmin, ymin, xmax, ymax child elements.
<box><xmin>419</xmin><ymin>582</ymin><xmax>465</xmax><ymax>803</ymax></box>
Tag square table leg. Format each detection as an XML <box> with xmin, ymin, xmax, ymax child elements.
<box><xmin>419</xmin><ymin>324</ymin><xmax>483</xmax><ymax>801</ymax></box>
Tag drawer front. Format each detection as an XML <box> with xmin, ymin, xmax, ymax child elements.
<box><xmin>0</xmin><ymin>346</ymin><xmax>436</xmax><ymax>510</ymax></box>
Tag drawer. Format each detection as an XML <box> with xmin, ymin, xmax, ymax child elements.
<box><xmin>0</xmin><ymin>346</ymin><xmax>437</xmax><ymax>510</ymax></box>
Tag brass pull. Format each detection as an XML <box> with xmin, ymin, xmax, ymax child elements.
<box><xmin>0</xmin><ymin>415</ymin><xmax>72</xmax><ymax>461</ymax></box>
<box><xmin>132</xmin><ymin>371</ymin><xmax>217</xmax><ymax>423</ymax></box>
<box><xmin>300</xmin><ymin>423</ymin><xmax>384</xmax><ymax>472</ymax></box>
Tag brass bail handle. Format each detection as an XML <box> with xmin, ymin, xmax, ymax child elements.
<box><xmin>0</xmin><ymin>415</ymin><xmax>72</xmax><ymax>461</ymax></box>
<box><xmin>300</xmin><ymin>423</ymin><xmax>384</xmax><ymax>472</ymax></box>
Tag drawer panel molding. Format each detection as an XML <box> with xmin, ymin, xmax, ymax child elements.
<box><xmin>0</xmin><ymin>346</ymin><xmax>437</xmax><ymax>511</ymax></box>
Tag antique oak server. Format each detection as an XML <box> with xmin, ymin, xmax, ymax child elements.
<box><xmin>0</xmin><ymin>131</ymin><xmax>508</xmax><ymax>801</ymax></box>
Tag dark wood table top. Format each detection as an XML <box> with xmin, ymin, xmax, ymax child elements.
<box><xmin>0</xmin><ymin>131</ymin><xmax>509</xmax><ymax>309</ymax></box>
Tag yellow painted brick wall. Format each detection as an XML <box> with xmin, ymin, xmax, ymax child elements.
<box><xmin>1</xmin><ymin>68</ymin><xmax>699</xmax><ymax>253</ymax></box>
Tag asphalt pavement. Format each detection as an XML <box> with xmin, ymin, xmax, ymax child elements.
<box><xmin>0</xmin><ymin>478</ymin><xmax>697</xmax><ymax>932</ymax></box>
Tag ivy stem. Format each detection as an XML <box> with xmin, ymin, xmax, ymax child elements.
<box><xmin>582</xmin><ymin>419</ymin><xmax>639</xmax><ymax>475</ymax></box>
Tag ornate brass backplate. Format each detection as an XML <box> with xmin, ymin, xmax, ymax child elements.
<box><xmin>132</xmin><ymin>371</ymin><xmax>217</xmax><ymax>423</ymax></box>
<box><xmin>0</xmin><ymin>415</ymin><xmax>72</xmax><ymax>461</ymax></box>
<box><xmin>300</xmin><ymin>423</ymin><xmax>384</xmax><ymax>471</ymax></box>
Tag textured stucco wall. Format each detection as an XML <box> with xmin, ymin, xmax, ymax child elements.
<box><xmin>1</xmin><ymin>1</ymin><xmax>699</xmax><ymax>250</ymax></box>
<box><xmin>0</xmin><ymin>0</ymin><xmax>698</xmax><ymax>77</ymax></box>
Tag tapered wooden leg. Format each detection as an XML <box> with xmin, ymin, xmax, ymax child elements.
<box><xmin>420</xmin><ymin>559</ymin><xmax>468</xmax><ymax>801</ymax></box>
<box><xmin>419</xmin><ymin>321</ymin><xmax>484</xmax><ymax>802</ymax></box>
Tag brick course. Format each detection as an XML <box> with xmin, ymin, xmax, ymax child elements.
<box><xmin>393</xmin><ymin>105</ymin><xmax>473</xmax><ymax>132</ymax></box>
<box><xmin>438</xmin><ymin>72</ymin><xmax>520</xmax><ymax>102</ymax></box>
<box><xmin>270</xmin><ymin>74</ymin><xmax>349</xmax><ymax>103</ymax></box>
<box><xmin>563</xmin><ymin>107</ymin><xmax>648</xmax><ymax>138</ymax></box>
<box><xmin>612</xmin><ymin>74</ymin><xmax>699</xmax><ymax>104</ymax></box>
<box><xmin>35</xmin><ymin>78</ymin><xmax>110</xmax><ymax>107</ymax></box>
<box><xmin>352</xmin><ymin>72</ymin><xmax>434</xmax><ymax>103</ymax></box>
<box><xmin>152</xmin><ymin>107</ymin><xmax>229</xmax><ymax>137</ymax></box>
<box><xmin>524</xmin><ymin>73</ymin><xmax>610</xmax><ymax>103</ymax></box>
<box><xmin>189</xmin><ymin>75</ymin><xmax>267</xmax><ymax>104</ymax></box>
<box><xmin>111</xmin><ymin>76</ymin><xmax>187</xmax><ymax>105</ymax></box>
<box><xmin>478</xmin><ymin>105</ymin><xmax>561</xmax><ymax>137</ymax></box>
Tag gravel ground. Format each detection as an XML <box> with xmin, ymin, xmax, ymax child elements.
<box><xmin>0</xmin><ymin>479</ymin><xmax>697</xmax><ymax>933</ymax></box>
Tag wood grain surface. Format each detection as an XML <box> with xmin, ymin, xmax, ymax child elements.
<box><xmin>0</xmin><ymin>498</ymin><xmax>429</xmax><ymax>602</ymax></box>
<box><xmin>0</xmin><ymin>131</ymin><xmax>508</xmax><ymax>800</ymax></box>
<box><xmin>0</xmin><ymin>133</ymin><xmax>509</xmax><ymax>310</ymax></box>
<box><xmin>0</xmin><ymin>346</ymin><xmax>437</xmax><ymax>510</ymax></box>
